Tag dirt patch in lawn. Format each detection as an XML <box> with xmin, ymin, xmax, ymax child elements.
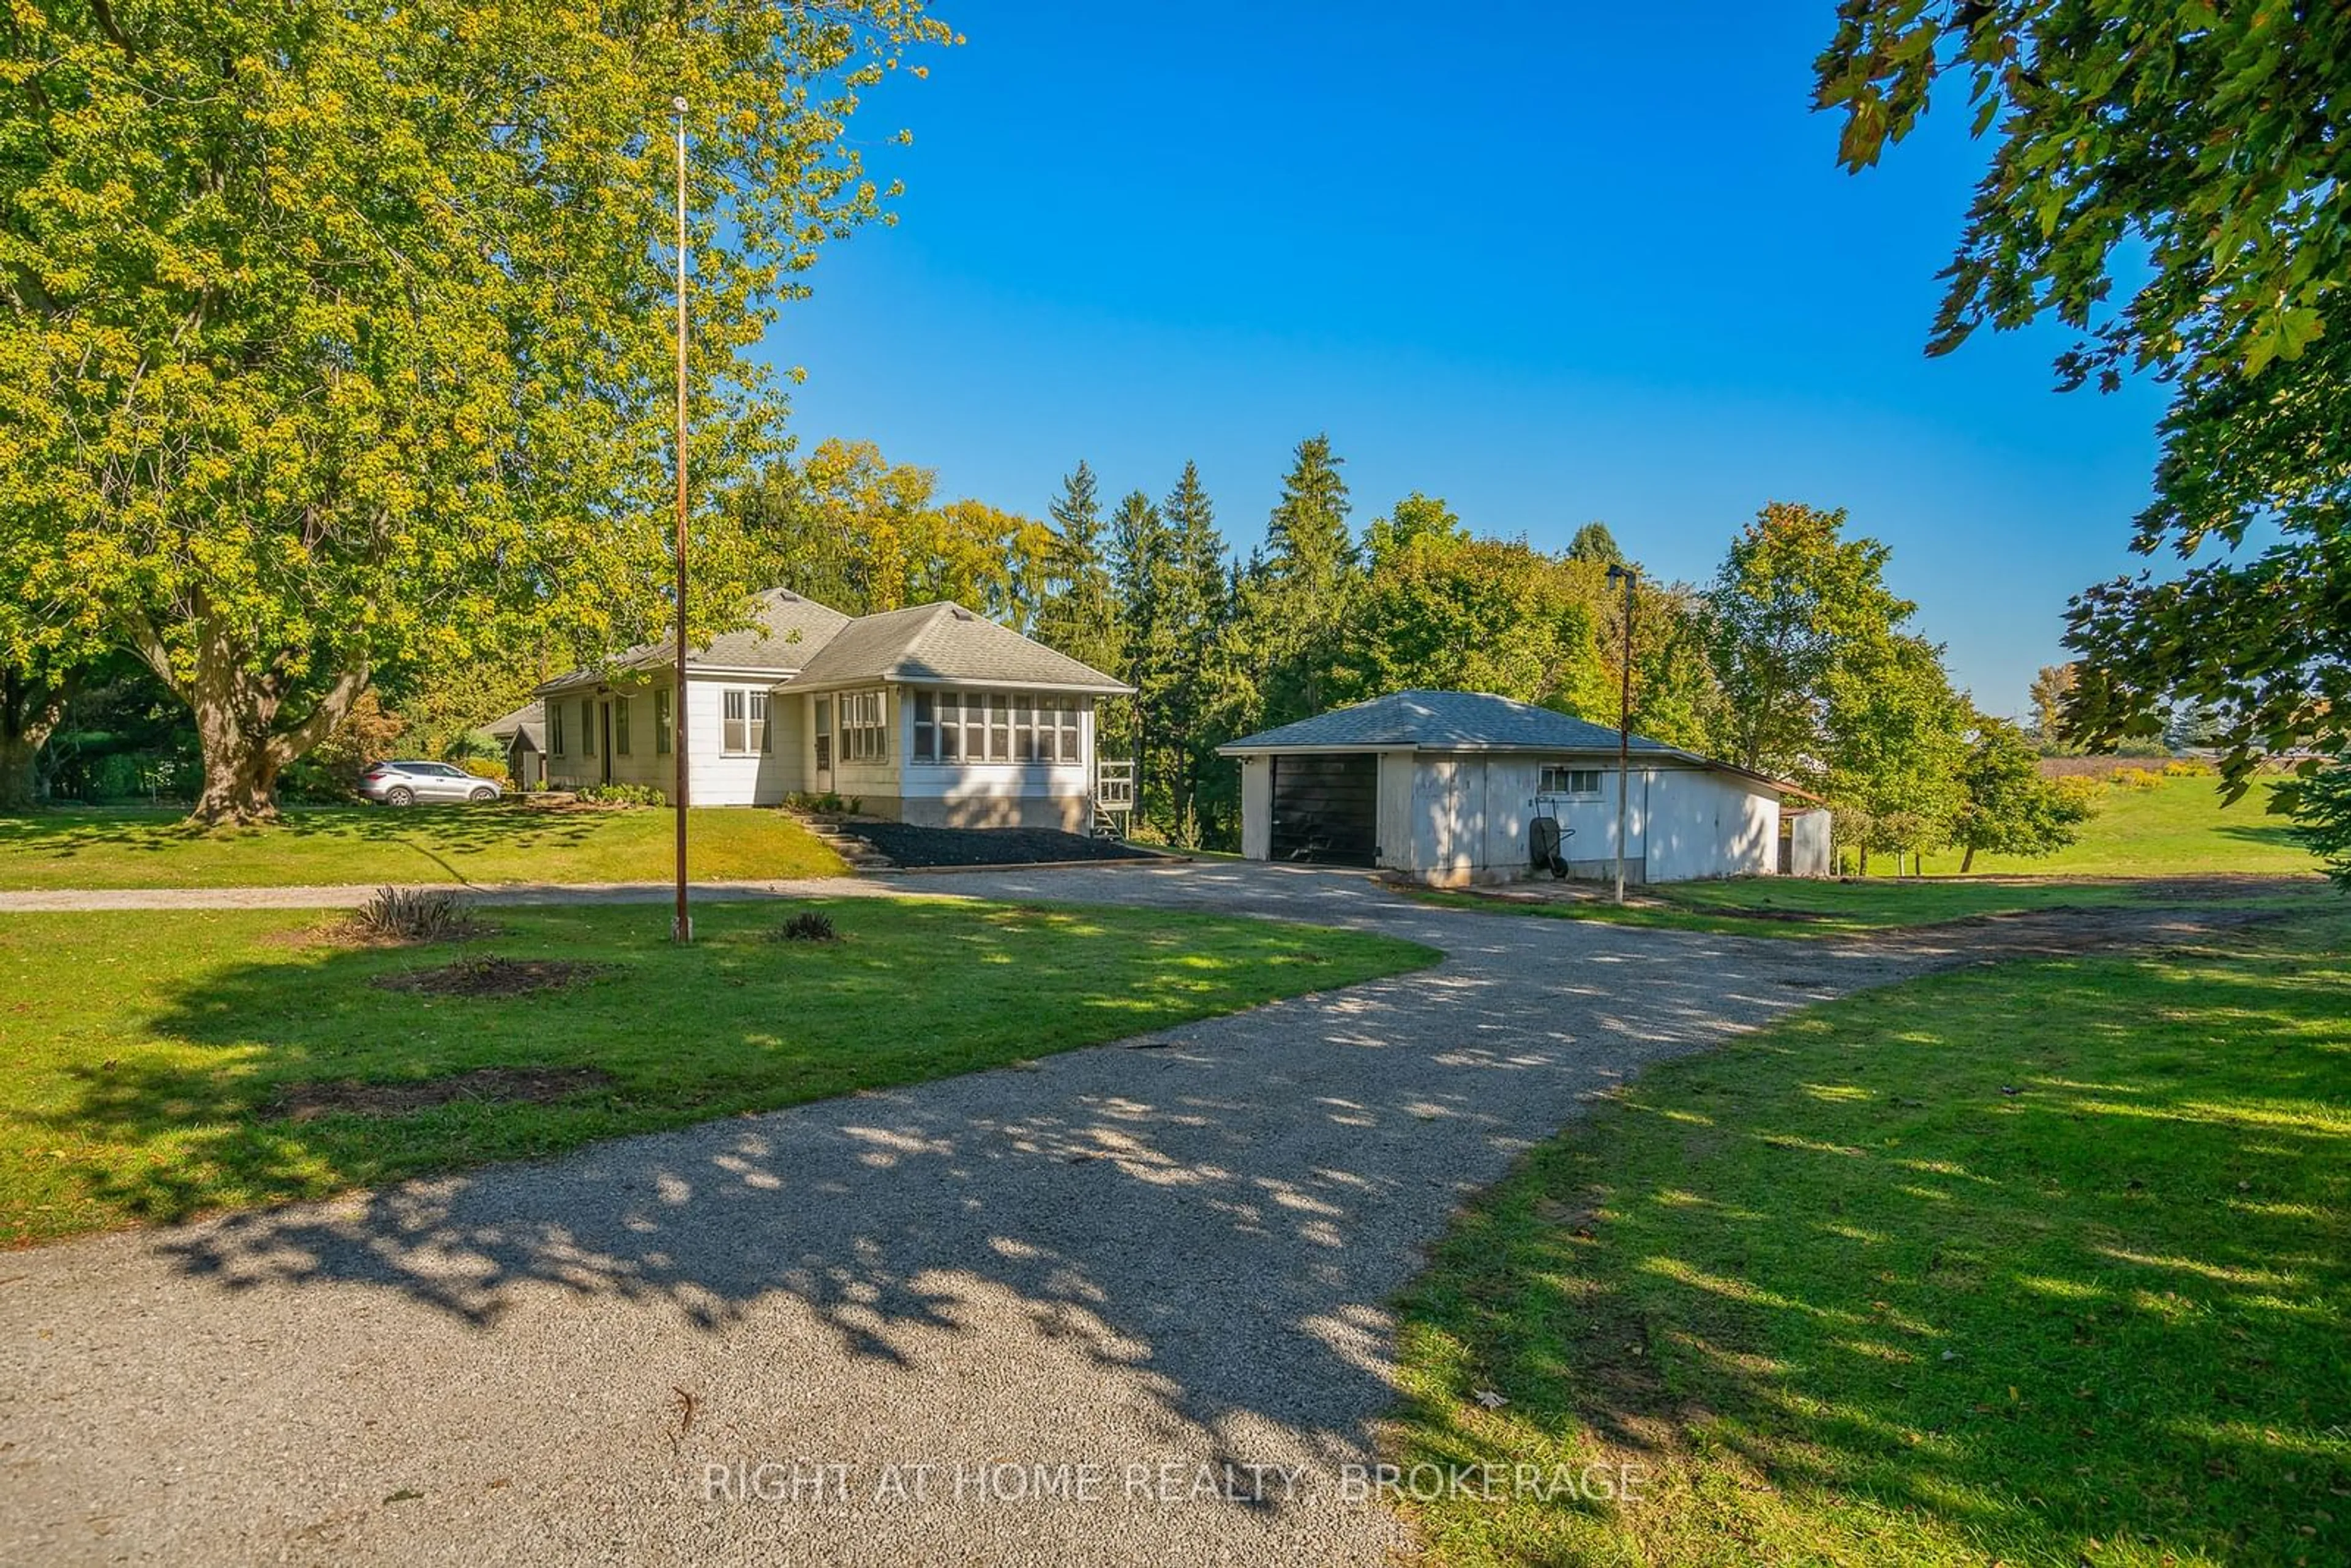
<box><xmin>370</xmin><ymin>956</ymin><xmax>613</xmax><ymax>998</ymax></box>
<box><xmin>272</xmin><ymin>1065</ymin><xmax>616</xmax><ymax>1121</ymax></box>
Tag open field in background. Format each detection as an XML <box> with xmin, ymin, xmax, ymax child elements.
<box><xmin>1907</xmin><ymin>774</ymin><xmax>2311</xmax><ymax>879</ymax></box>
<box><xmin>1389</xmin><ymin>908</ymin><xmax>2351</xmax><ymax>1567</ymax></box>
<box><xmin>0</xmin><ymin>805</ymin><xmax>844</xmax><ymax>890</ymax></box>
<box><xmin>0</xmin><ymin>900</ymin><xmax>1437</xmax><ymax>1245</ymax></box>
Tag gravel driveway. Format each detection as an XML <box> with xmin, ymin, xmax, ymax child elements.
<box><xmin>0</xmin><ymin>861</ymin><xmax>2246</xmax><ymax>1566</ymax></box>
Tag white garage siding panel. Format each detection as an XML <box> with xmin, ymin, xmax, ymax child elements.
<box><xmin>1240</xmin><ymin>756</ymin><xmax>1270</xmax><ymax>860</ymax></box>
<box><xmin>1376</xmin><ymin>753</ymin><xmax>1414</xmax><ymax>871</ymax></box>
<box><xmin>1644</xmin><ymin>769</ymin><xmax>1779</xmax><ymax>881</ymax></box>
<box><xmin>1479</xmin><ymin>759</ymin><xmax>1539</xmax><ymax>875</ymax></box>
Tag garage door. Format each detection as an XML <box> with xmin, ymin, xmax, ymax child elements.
<box><xmin>1270</xmin><ymin>753</ymin><xmax>1379</xmax><ymax>866</ymax></box>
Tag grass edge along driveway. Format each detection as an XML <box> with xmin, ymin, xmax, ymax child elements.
<box><xmin>0</xmin><ymin>804</ymin><xmax>845</xmax><ymax>890</ymax></box>
<box><xmin>1385</xmin><ymin>907</ymin><xmax>2350</xmax><ymax>1567</ymax></box>
<box><xmin>0</xmin><ymin>898</ymin><xmax>1438</xmax><ymax>1246</ymax></box>
<box><xmin>1411</xmin><ymin>873</ymin><xmax>2324</xmax><ymax>939</ymax></box>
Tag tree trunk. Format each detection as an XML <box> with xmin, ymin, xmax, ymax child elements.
<box><xmin>187</xmin><ymin>697</ymin><xmax>285</xmax><ymax>825</ymax></box>
<box><xmin>1960</xmin><ymin>844</ymin><xmax>1976</xmax><ymax>874</ymax></box>
<box><xmin>0</xmin><ymin>734</ymin><xmax>42</xmax><ymax>809</ymax></box>
<box><xmin>137</xmin><ymin>614</ymin><xmax>370</xmax><ymax>828</ymax></box>
<box><xmin>0</xmin><ymin>672</ymin><xmax>68</xmax><ymax>810</ymax></box>
<box><xmin>1858</xmin><ymin>843</ymin><xmax>1869</xmax><ymax>877</ymax></box>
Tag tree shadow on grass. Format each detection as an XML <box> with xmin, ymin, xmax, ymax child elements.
<box><xmin>0</xmin><ymin>803</ymin><xmax>605</xmax><ymax>877</ymax></box>
<box><xmin>12</xmin><ymin>885</ymin><xmax>1895</xmax><ymax>1535</ymax></box>
<box><xmin>1392</xmin><ymin>942</ymin><xmax>2351</xmax><ymax>1564</ymax></box>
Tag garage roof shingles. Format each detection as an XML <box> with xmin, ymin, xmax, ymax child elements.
<box><xmin>1220</xmin><ymin>689</ymin><xmax>1675</xmax><ymax>754</ymax></box>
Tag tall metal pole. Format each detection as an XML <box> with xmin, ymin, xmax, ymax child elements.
<box><xmin>671</xmin><ymin>97</ymin><xmax>692</xmax><ymax>944</ymax></box>
<box><xmin>1613</xmin><ymin>567</ymin><xmax>1636</xmax><ymax>906</ymax></box>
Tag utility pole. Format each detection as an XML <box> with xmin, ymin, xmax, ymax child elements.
<box><xmin>1606</xmin><ymin>563</ymin><xmax>1637</xmax><ymax>904</ymax></box>
<box><xmin>671</xmin><ymin>96</ymin><xmax>692</xmax><ymax>944</ymax></box>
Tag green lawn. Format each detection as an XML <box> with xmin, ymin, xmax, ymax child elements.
<box><xmin>0</xmin><ymin>899</ymin><xmax>1436</xmax><ymax>1245</ymax></box>
<box><xmin>0</xmin><ymin>803</ymin><xmax>844</xmax><ymax>889</ymax></box>
<box><xmin>1960</xmin><ymin>773</ymin><xmax>2311</xmax><ymax>878</ymax></box>
<box><xmin>1415</xmin><ymin>875</ymin><xmax>2321</xmax><ymax>939</ymax></box>
<box><xmin>1389</xmin><ymin>910</ymin><xmax>2351</xmax><ymax>1567</ymax></box>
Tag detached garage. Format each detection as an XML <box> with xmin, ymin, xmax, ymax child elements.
<box><xmin>1219</xmin><ymin>689</ymin><xmax>1821</xmax><ymax>886</ymax></box>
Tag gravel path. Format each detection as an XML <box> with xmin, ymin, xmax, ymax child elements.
<box><xmin>0</xmin><ymin>863</ymin><xmax>2257</xmax><ymax>1566</ymax></box>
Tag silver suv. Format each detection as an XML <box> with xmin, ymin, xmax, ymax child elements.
<box><xmin>359</xmin><ymin>760</ymin><xmax>502</xmax><ymax>806</ymax></box>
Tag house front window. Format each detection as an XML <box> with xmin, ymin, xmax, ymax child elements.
<box><xmin>550</xmin><ymin>702</ymin><xmax>565</xmax><ymax>757</ymax></box>
<box><xmin>580</xmin><ymin>697</ymin><xmax>595</xmax><ymax>757</ymax></box>
<box><xmin>842</xmin><ymin>689</ymin><xmax>887</xmax><ymax>762</ymax></box>
<box><xmin>614</xmin><ymin>695</ymin><xmax>631</xmax><ymax>756</ymax></box>
<box><xmin>654</xmin><ymin>688</ymin><xmax>671</xmax><ymax>756</ymax></box>
<box><xmin>911</xmin><ymin>691</ymin><xmax>1082</xmax><ymax>764</ymax></box>
<box><xmin>720</xmin><ymin>688</ymin><xmax>773</xmax><ymax>755</ymax></box>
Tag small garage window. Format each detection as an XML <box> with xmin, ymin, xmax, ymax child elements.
<box><xmin>1541</xmin><ymin>766</ymin><xmax>1603</xmax><ymax>796</ymax></box>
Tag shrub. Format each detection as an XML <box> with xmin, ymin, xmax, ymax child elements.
<box><xmin>351</xmin><ymin>887</ymin><xmax>475</xmax><ymax>942</ymax></box>
<box><xmin>459</xmin><ymin>757</ymin><xmax>511</xmax><ymax>789</ymax></box>
<box><xmin>576</xmin><ymin>782</ymin><xmax>665</xmax><ymax>807</ymax></box>
<box><xmin>443</xmin><ymin>729</ymin><xmax>507</xmax><ymax>763</ymax></box>
<box><xmin>772</xmin><ymin>909</ymin><xmax>841</xmax><ymax>943</ymax></box>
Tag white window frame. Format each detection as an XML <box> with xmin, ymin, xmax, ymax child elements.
<box><xmin>910</xmin><ymin>691</ymin><xmax>1082</xmax><ymax>765</ymax></box>
<box><xmin>1540</xmin><ymin>765</ymin><xmax>1604</xmax><ymax>797</ymax></box>
<box><xmin>750</xmin><ymin>691</ymin><xmax>771</xmax><ymax>754</ymax></box>
<box><xmin>842</xmin><ymin>689</ymin><xmax>887</xmax><ymax>763</ymax></box>
<box><xmin>722</xmin><ymin>689</ymin><xmax>749</xmax><ymax>755</ymax></box>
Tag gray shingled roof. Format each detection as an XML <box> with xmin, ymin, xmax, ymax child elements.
<box><xmin>1219</xmin><ymin>690</ymin><xmax>1675</xmax><ymax>754</ymax></box>
<box><xmin>536</xmin><ymin>589</ymin><xmax>849</xmax><ymax>693</ymax></box>
<box><xmin>484</xmin><ymin>700</ymin><xmax>544</xmax><ymax>749</ymax></box>
<box><xmin>782</xmin><ymin>602</ymin><xmax>1130</xmax><ymax>696</ymax></box>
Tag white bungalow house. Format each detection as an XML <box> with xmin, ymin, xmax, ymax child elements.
<box><xmin>1217</xmin><ymin>689</ymin><xmax>1826</xmax><ymax>885</ymax></box>
<box><xmin>532</xmin><ymin>589</ymin><xmax>1131</xmax><ymax>830</ymax></box>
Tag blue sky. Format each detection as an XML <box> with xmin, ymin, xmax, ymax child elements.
<box><xmin>767</xmin><ymin>1</ymin><xmax>2171</xmax><ymax>718</ymax></box>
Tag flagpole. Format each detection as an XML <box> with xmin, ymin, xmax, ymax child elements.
<box><xmin>671</xmin><ymin>96</ymin><xmax>692</xmax><ymax>944</ymax></box>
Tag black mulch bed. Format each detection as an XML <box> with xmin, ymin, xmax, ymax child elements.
<box><xmin>831</xmin><ymin>821</ymin><xmax>1163</xmax><ymax>868</ymax></box>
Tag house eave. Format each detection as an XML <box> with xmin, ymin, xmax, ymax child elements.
<box><xmin>784</xmin><ymin>672</ymin><xmax>1133</xmax><ymax>698</ymax></box>
<box><xmin>534</xmin><ymin>660</ymin><xmax>802</xmax><ymax>696</ymax></box>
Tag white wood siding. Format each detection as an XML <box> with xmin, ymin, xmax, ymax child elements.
<box><xmin>1239</xmin><ymin>757</ymin><xmax>1270</xmax><ymax>861</ymax></box>
<box><xmin>686</xmin><ymin>677</ymin><xmax>804</xmax><ymax>806</ymax></box>
<box><xmin>1644</xmin><ymin>768</ymin><xmax>1778</xmax><ymax>882</ymax></box>
<box><xmin>1241</xmin><ymin>749</ymin><xmax>1780</xmax><ymax>884</ymax></box>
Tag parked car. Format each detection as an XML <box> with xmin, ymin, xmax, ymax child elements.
<box><xmin>359</xmin><ymin>760</ymin><xmax>502</xmax><ymax>806</ymax></box>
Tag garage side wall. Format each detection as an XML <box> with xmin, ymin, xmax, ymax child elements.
<box><xmin>1645</xmin><ymin>768</ymin><xmax>1779</xmax><ymax>881</ymax></box>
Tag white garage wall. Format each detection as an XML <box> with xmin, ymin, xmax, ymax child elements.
<box><xmin>1644</xmin><ymin>768</ymin><xmax>1779</xmax><ymax>881</ymax></box>
<box><xmin>1376</xmin><ymin>753</ymin><xmax>1415</xmax><ymax>869</ymax></box>
<box><xmin>1240</xmin><ymin>756</ymin><xmax>1270</xmax><ymax>860</ymax></box>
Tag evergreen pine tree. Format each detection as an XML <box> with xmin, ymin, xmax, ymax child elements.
<box><xmin>1161</xmin><ymin>461</ymin><xmax>1232</xmax><ymax>842</ymax></box>
<box><xmin>1256</xmin><ymin>434</ymin><xmax>1361</xmax><ymax>722</ymax></box>
<box><xmin>1035</xmin><ymin>460</ymin><xmax>1122</xmax><ymax>677</ymax></box>
<box><xmin>1108</xmin><ymin>490</ymin><xmax>1174</xmax><ymax>826</ymax></box>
